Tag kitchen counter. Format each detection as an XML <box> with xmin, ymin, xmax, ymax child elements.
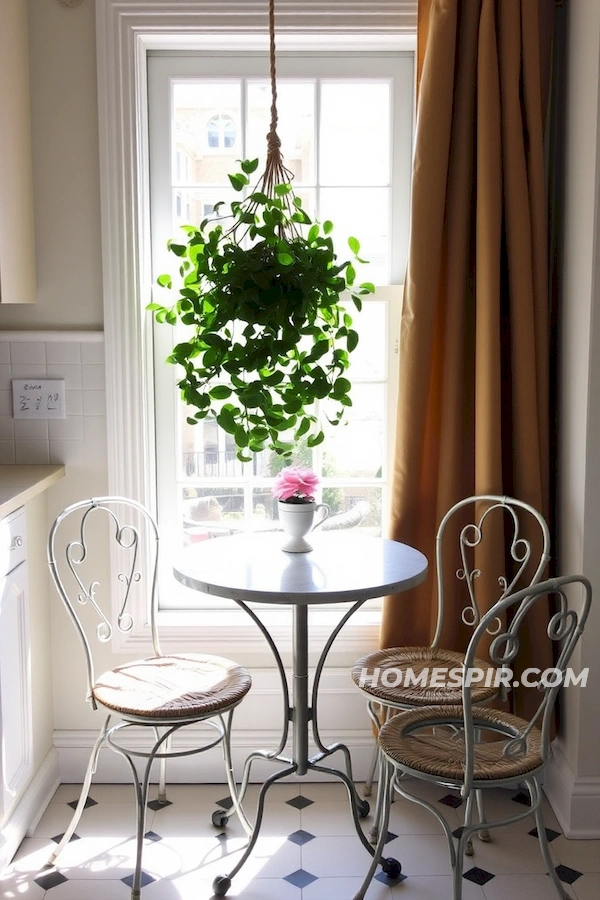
<box><xmin>0</xmin><ymin>465</ymin><xmax>65</xmax><ymax>519</ymax></box>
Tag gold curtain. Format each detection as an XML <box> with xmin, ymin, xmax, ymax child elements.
<box><xmin>382</xmin><ymin>0</ymin><xmax>556</xmax><ymax>719</ymax></box>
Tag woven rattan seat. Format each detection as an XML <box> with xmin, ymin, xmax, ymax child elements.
<box><xmin>93</xmin><ymin>654</ymin><xmax>252</xmax><ymax>719</ymax></box>
<box><xmin>378</xmin><ymin>704</ymin><xmax>543</xmax><ymax>782</ymax></box>
<box><xmin>351</xmin><ymin>647</ymin><xmax>498</xmax><ymax>706</ymax></box>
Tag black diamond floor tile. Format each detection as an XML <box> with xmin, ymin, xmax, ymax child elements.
<box><xmin>512</xmin><ymin>790</ymin><xmax>531</xmax><ymax>806</ymax></box>
<box><xmin>50</xmin><ymin>832</ymin><xmax>81</xmax><ymax>843</ymax></box>
<box><xmin>67</xmin><ymin>796</ymin><xmax>97</xmax><ymax>811</ymax></box>
<box><xmin>287</xmin><ymin>829</ymin><xmax>315</xmax><ymax>846</ymax></box>
<box><xmin>285</xmin><ymin>795</ymin><xmax>314</xmax><ymax>810</ymax></box>
<box><xmin>463</xmin><ymin>866</ymin><xmax>495</xmax><ymax>886</ymax></box>
<box><xmin>147</xmin><ymin>798</ymin><xmax>173</xmax><ymax>811</ymax></box>
<box><xmin>375</xmin><ymin>869</ymin><xmax>406</xmax><ymax>885</ymax></box>
<box><xmin>283</xmin><ymin>868</ymin><xmax>318</xmax><ymax>888</ymax></box>
<box><xmin>216</xmin><ymin>796</ymin><xmax>234</xmax><ymax>810</ymax></box>
<box><xmin>121</xmin><ymin>871</ymin><xmax>156</xmax><ymax>889</ymax></box>
<box><xmin>439</xmin><ymin>793</ymin><xmax>463</xmax><ymax>808</ymax></box>
<box><xmin>144</xmin><ymin>830</ymin><xmax>163</xmax><ymax>842</ymax></box>
<box><xmin>34</xmin><ymin>869</ymin><xmax>69</xmax><ymax>890</ymax></box>
<box><xmin>528</xmin><ymin>826</ymin><xmax>561</xmax><ymax>842</ymax></box>
<box><xmin>555</xmin><ymin>864</ymin><xmax>583</xmax><ymax>884</ymax></box>
<box><xmin>384</xmin><ymin>830</ymin><xmax>399</xmax><ymax>844</ymax></box>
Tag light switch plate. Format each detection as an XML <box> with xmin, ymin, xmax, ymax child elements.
<box><xmin>12</xmin><ymin>378</ymin><xmax>66</xmax><ymax>419</ymax></box>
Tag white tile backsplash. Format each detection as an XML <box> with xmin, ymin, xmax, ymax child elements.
<box><xmin>46</xmin><ymin>342</ymin><xmax>82</xmax><ymax>366</ymax></box>
<box><xmin>0</xmin><ymin>334</ymin><xmax>105</xmax><ymax>467</ymax></box>
<box><xmin>45</xmin><ymin>363</ymin><xmax>82</xmax><ymax>390</ymax></box>
<box><xmin>14</xmin><ymin>419</ymin><xmax>49</xmax><ymax>440</ymax></box>
<box><xmin>48</xmin><ymin>416</ymin><xmax>84</xmax><ymax>441</ymax></box>
<box><xmin>65</xmin><ymin>390</ymin><xmax>83</xmax><ymax>416</ymax></box>
<box><xmin>10</xmin><ymin>342</ymin><xmax>46</xmax><ymax>365</ymax></box>
<box><xmin>0</xmin><ymin>391</ymin><xmax>12</xmax><ymax>416</ymax></box>
<box><xmin>81</xmin><ymin>364</ymin><xmax>105</xmax><ymax>391</ymax></box>
<box><xmin>82</xmin><ymin>390</ymin><xmax>105</xmax><ymax>416</ymax></box>
<box><xmin>0</xmin><ymin>441</ymin><xmax>15</xmax><ymax>464</ymax></box>
<box><xmin>15</xmin><ymin>440</ymin><xmax>50</xmax><ymax>464</ymax></box>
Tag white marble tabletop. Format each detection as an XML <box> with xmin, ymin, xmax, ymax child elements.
<box><xmin>173</xmin><ymin>531</ymin><xmax>428</xmax><ymax>605</ymax></box>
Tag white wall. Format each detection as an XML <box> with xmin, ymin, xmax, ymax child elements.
<box><xmin>545</xmin><ymin>0</ymin><xmax>600</xmax><ymax>837</ymax></box>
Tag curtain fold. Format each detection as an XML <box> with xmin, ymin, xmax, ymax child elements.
<box><xmin>382</xmin><ymin>0</ymin><xmax>556</xmax><ymax>720</ymax></box>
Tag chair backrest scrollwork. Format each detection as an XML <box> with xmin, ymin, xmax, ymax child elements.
<box><xmin>460</xmin><ymin>574</ymin><xmax>592</xmax><ymax>796</ymax></box>
<box><xmin>432</xmin><ymin>495</ymin><xmax>551</xmax><ymax>649</ymax></box>
<box><xmin>48</xmin><ymin>497</ymin><xmax>161</xmax><ymax>707</ymax></box>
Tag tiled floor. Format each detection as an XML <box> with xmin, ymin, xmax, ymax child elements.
<box><xmin>2</xmin><ymin>779</ymin><xmax>599</xmax><ymax>899</ymax></box>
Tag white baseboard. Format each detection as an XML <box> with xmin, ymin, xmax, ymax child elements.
<box><xmin>54</xmin><ymin>727</ymin><xmax>377</xmax><ymax>785</ymax></box>
<box><xmin>545</xmin><ymin>741</ymin><xmax>600</xmax><ymax>838</ymax></box>
<box><xmin>0</xmin><ymin>748</ymin><xmax>60</xmax><ymax>874</ymax></box>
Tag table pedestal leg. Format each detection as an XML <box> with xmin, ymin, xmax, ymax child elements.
<box><xmin>293</xmin><ymin>604</ymin><xmax>309</xmax><ymax>775</ymax></box>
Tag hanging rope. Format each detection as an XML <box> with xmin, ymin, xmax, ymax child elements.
<box><xmin>262</xmin><ymin>0</ymin><xmax>293</xmax><ymax>198</ymax></box>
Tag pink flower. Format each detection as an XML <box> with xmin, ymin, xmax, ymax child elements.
<box><xmin>272</xmin><ymin>466</ymin><xmax>320</xmax><ymax>502</ymax></box>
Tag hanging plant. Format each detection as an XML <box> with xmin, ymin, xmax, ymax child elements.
<box><xmin>148</xmin><ymin>1</ymin><xmax>374</xmax><ymax>462</ymax></box>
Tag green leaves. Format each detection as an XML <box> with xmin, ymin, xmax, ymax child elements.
<box><xmin>148</xmin><ymin>158</ymin><xmax>373</xmax><ymax>461</ymax></box>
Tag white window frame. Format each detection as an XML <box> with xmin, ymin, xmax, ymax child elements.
<box><xmin>96</xmin><ymin>0</ymin><xmax>416</xmax><ymax>660</ymax></box>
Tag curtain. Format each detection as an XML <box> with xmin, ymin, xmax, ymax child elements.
<box><xmin>381</xmin><ymin>0</ymin><xmax>556</xmax><ymax>720</ymax></box>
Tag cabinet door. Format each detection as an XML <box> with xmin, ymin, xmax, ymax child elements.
<box><xmin>0</xmin><ymin>561</ymin><xmax>32</xmax><ymax>823</ymax></box>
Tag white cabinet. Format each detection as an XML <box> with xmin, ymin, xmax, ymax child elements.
<box><xmin>0</xmin><ymin>509</ymin><xmax>32</xmax><ymax>826</ymax></box>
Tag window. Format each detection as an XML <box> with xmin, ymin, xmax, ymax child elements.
<box><xmin>206</xmin><ymin>113</ymin><xmax>237</xmax><ymax>148</ymax></box>
<box><xmin>95</xmin><ymin>0</ymin><xmax>416</xmax><ymax>654</ymax></box>
<box><xmin>147</xmin><ymin>52</ymin><xmax>414</xmax><ymax>610</ymax></box>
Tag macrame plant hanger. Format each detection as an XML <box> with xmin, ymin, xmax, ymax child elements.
<box><xmin>263</xmin><ymin>0</ymin><xmax>290</xmax><ymax>194</ymax></box>
<box><xmin>231</xmin><ymin>0</ymin><xmax>304</xmax><ymax>241</ymax></box>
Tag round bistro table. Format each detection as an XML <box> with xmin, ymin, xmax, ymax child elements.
<box><xmin>173</xmin><ymin>530</ymin><xmax>428</xmax><ymax>895</ymax></box>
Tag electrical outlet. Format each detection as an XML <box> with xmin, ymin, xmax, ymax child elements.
<box><xmin>12</xmin><ymin>379</ymin><xmax>66</xmax><ymax>419</ymax></box>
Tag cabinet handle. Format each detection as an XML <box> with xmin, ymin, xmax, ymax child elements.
<box><xmin>10</xmin><ymin>536</ymin><xmax>23</xmax><ymax>550</ymax></box>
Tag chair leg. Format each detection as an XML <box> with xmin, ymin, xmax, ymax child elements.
<box><xmin>46</xmin><ymin>719</ymin><xmax>109</xmax><ymax>866</ymax></box>
<box><xmin>352</xmin><ymin>758</ymin><xmax>394</xmax><ymax>900</ymax></box>
<box><xmin>364</xmin><ymin>739</ymin><xmax>379</xmax><ymax>797</ymax></box>
<box><xmin>463</xmin><ymin>791</ymin><xmax>475</xmax><ymax>856</ymax></box>
<box><xmin>529</xmin><ymin>779</ymin><xmax>570</xmax><ymax>900</ymax></box>
<box><xmin>475</xmin><ymin>788</ymin><xmax>491</xmax><ymax>842</ymax></box>
<box><xmin>220</xmin><ymin>711</ymin><xmax>253</xmax><ymax>836</ymax></box>
<box><xmin>156</xmin><ymin>730</ymin><xmax>171</xmax><ymax>805</ymax></box>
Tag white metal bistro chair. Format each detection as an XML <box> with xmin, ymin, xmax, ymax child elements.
<box><xmin>45</xmin><ymin>497</ymin><xmax>252</xmax><ymax>900</ymax></box>
<box><xmin>353</xmin><ymin>574</ymin><xmax>592</xmax><ymax>900</ymax></box>
<box><xmin>352</xmin><ymin>495</ymin><xmax>551</xmax><ymax>844</ymax></box>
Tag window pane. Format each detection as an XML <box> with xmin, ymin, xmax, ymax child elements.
<box><xmin>321</xmin><ymin>384</ymin><xmax>385</xmax><ymax>479</ymax></box>
<box><xmin>343</xmin><ymin>300</ymin><xmax>387</xmax><ymax>380</ymax></box>
<box><xmin>181</xmin><ymin>487</ymin><xmax>246</xmax><ymax>543</ymax></box>
<box><xmin>320</xmin><ymin>82</ymin><xmax>390</xmax><ymax>186</ymax></box>
<box><xmin>246</xmin><ymin>80</ymin><xmax>316</xmax><ymax>184</ymax></box>
<box><xmin>172</xmin><ymin>80</ymin><xmax>241</xmax><ymax>185</ymax></box>
<box><xmin>320</xmin><ymin>187</ymin><xmax>389</xmax><ymax>285</ymax></box>
<box><xmin>321</xmin><ymin>486</ymin><xmax>383</xmax><ymax>537</ymax></box>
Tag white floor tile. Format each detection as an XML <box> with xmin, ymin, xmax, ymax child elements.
<box><xmin>551</xmin><ymin>836</ymin><xmax>600</xmax><ymax>873</ymax></box>
<box><xmin>35</xmin><ymin>878</ymin><xmax>132</xmax><ymax>898</ymax></box>
<box><xmin>301</xmin><ymin>835</ymin><xmax>377</xmax><ymax>877</ymax></box>
<box><xmin>390</xmin><ymin>875</ymin><xmax>486</xmax><ymax>899</ymax></box>
<box><xmin>387</xmin><ymin>797</ymin><xmax>461</xmax><ymax>834</ymax></box>
<box><xmin>301</xmin><ymin>800</ymin><xmax>369</xmax><ymax>836</ymax></box>
<box><xmin>482</xmin><ymin>873</ymin><xmax>577</xmax><ymax>900</ymax></box>
<box><xmin>0</xmin><ymin>870</ymin><xmax>46</xmax><ymax>899</ymax></box>
<box><xmin>573</xmin><ymin>872</ymin><xmax>600</xmax><ymax>899</ymax></box>
<box><xmin>451</xmin><ymin>830</ymin><xmax>555</xmax><ymax>875</ymax></box>
<box><xmin>303</xmin><ymin>874</ymin><xmax>394</xmax><ymax>899</ymax></box>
